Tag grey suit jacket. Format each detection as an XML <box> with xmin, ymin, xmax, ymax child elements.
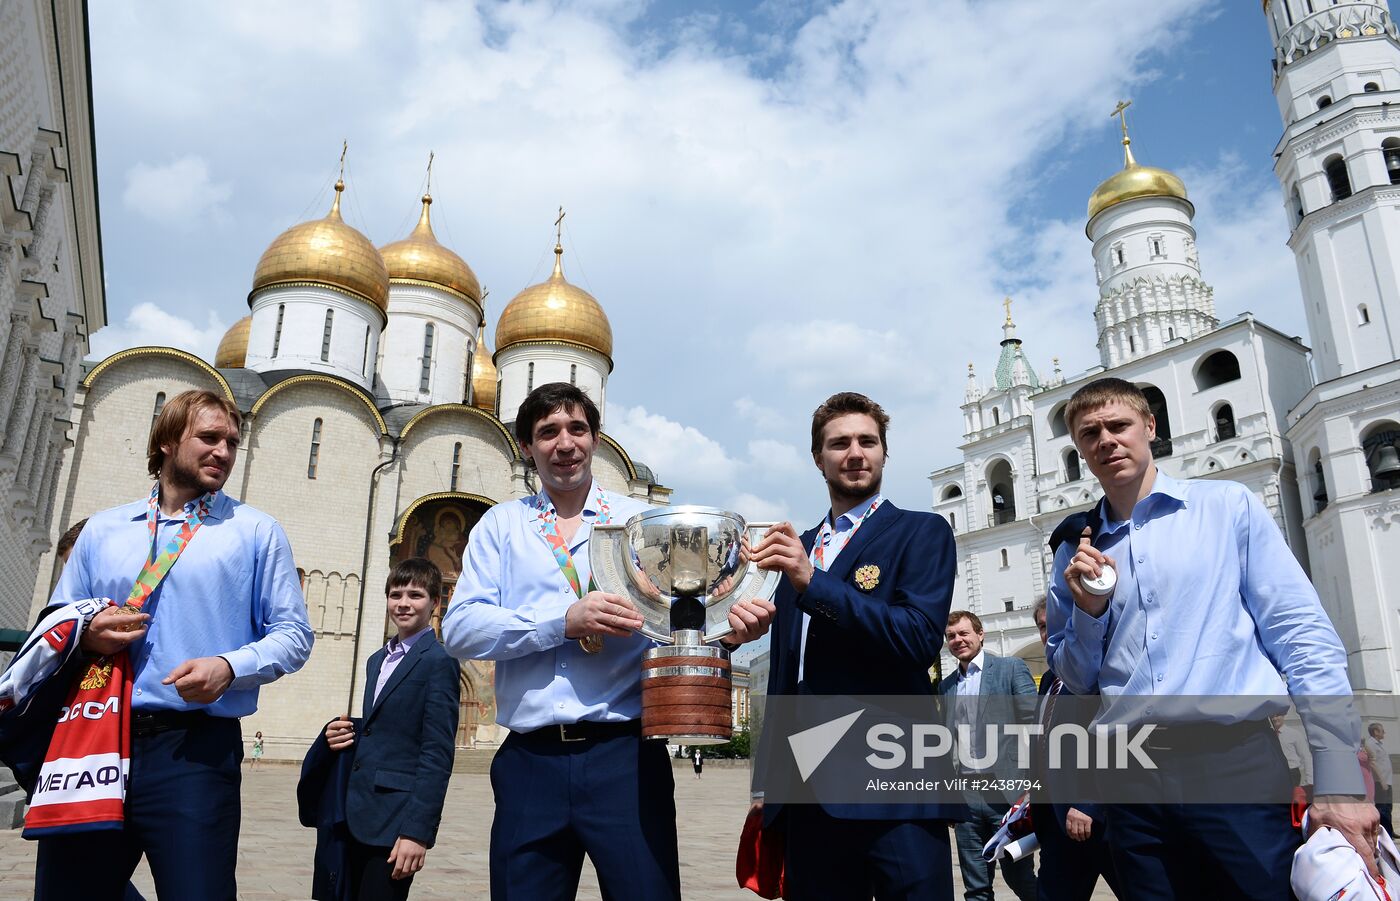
<box><xmin>939</xmin><ymin>651</ymin><xmax>1037</xmax><ymax>778</ymax></box>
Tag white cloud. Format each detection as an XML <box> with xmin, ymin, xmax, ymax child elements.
<box><xmin>88</xmin><ymin>301</ymin><xmax>228</xmax><ymax>364</ymax></box>
<box><xmin>122</xmin><ymin>156</ymin><xmax>232</xmax><ymax>224</ymax></box>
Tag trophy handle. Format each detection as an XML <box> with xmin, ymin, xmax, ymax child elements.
<box><xmin>706</xmin><ymin>521</ymin><xmax>782</xmax><ymax>642</ymax></box>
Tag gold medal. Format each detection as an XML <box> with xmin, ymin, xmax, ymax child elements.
<box><xmin>579</xmin><ymin>635</ymin><xmax>604</xmax><ymax>654</ymax></box>
<box><xmin>113</xmin><ymin>604</ymin><xmax>145</xmax><ymax>632</ymax></box>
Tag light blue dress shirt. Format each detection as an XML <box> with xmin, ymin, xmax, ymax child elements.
<box><xmin>442</xmin><ymin>483</ymin><xmax>652</xmax><ymax>732</ymax></box>
<box><xmin>1045</xmin><ymin>471</ymin><xmax>1362</xmax><ymax>795</ymax></box>
<box><xmin>51</xmin><ymin>491</ymin><xmax>314</xmax><ymax>718</ymax></box>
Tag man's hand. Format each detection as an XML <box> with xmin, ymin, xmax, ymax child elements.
<box><xmin>324</xmin><ymin>716</ymin><xmax>355</xmax><ymax>752</ymax></box>
<box><xmin>79</xmin><ymin>606</ymin><xmax>148</xmax><ymax>656</ymax></box>
<box><xmin>726</xmin><ymin>598</ymin><xmax>777</xmax><ymax>645</ymax></box>
<box><xmin>750</xmin><ymin>523</ymin><xmax>814</xmax><ymax>592</ymax></box>
<box><xmin>388</xmin><ymin>836</ymin><xmax>428</xmax><ymax>880</ymax></box>
<box><xmin>161</xmin><ymin>656</ymin><xmax>235</xmax><ymax>704</ymax></box>
<box><xmin>1063</xmin><ymin>527</ymin><xmax>1116</xmax><ymax>617</ymax></box>
<box><xmin>1064</xmin><ymin>807</ymin><xmax>1093</xmax><ymax>842</ymax></box>
<box><xmin>748</xmin><ymin>799</ymin><xmax>764</xmax><ymax>818</ymax></box>
<box><xmin>1311</xmin><ymin>795</ymin><xmax>1382</xmax><ymax>879</ymax></box>
<box><xmin>564</xmin><ymin>591</ymin><xmax>643</xmax><ymax>641</ymax></box>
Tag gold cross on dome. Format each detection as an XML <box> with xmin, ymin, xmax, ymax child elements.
<box><xmin>426</xmin><ymin>151</ymin><xmax>434</xmax><ymax>194</ymax></box>
<box><xmin>1003</xmin><ymin>296</ymin><xmax>1014</xmax><ymax>325</ymax></box>
<box><xmin>338</xmin><ymin>141</ymin><xmax>347</xmax><ymax>180</ymax></box>
<box><xmin>1111</xmin><ymin>100</ymin><xmax>1132</xmax><ymax>143</ymax></box>
<box><xmin>554</xmin><ymin>206</ymin><xmax>566</xmax><ymax>245</ymax></box>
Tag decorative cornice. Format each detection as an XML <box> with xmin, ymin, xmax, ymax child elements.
<box><xmin>494</xmin><ymin>339</ymin><xmax>615</xmax><ymax>372</ymax></box>
<box><xmin>389</xmin><ymin>490</ymin><xmax>498</xmax><ymax>547</ymax></box>
<box><xmin>247</xmin><ymin>280</ymin><xmax>389</xmax><ymax>323</ymax></box>
<box><xmin>1272</xmin><ymin>4</ymin><xmax>1397</xmax><ymax>74</ymax></box>
<box><xmin>1290</xmin><ymin>184</ymin><xmax>1400</xmax><ymax>247</ymax></box>
<box><xmin>249</xmin><ymin>373</ymin><xmax>387</xmax><ymax>434</ymax></box>
<box><xmin>82</xmin><ymin>346</ymin><xmax>235</xmax><ymax>404</ymax></box>
<box><xmin>388</xmin><ymin>277</ymin><xmax>484</xmax><ymax>320</ymax></box>
<box><xmin>399</xmin><ymin>402</ymin><xmax>519</xmax><ymax>459</ymax></box>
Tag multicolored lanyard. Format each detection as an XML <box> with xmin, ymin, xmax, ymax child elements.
<box><xmin>529</xmin><ymin>483</ymin><xmax>612</xmax><ymax>599</ymax></box>
<box><xmin>530</xmin><ymin>484</ymin><xmax>614</xmax><ymax>653</ymax></box>
<box><xmin>811</xmin><ymin>497</ymin><xmax>882</xmax><ymax>572</ymax></box>
<box><xmin>124</xmin><ymin>485</ymin><xmax>214</xmax><ymax>611</ymax></box>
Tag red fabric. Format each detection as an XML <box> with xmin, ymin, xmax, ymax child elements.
<box><xmin>1291</xmin><ymin>786</ymin><xmax>1309</xmax><ymax>830</ymax></box>
<box><xmin>22</xmin><ymin>649</ymin><xmax>133</xmax><ymax>835</ymax></box>
<box><xmin>736</xmin><ymin>808</ymin><xmax>785</xmax><ymax>899</ymax></box>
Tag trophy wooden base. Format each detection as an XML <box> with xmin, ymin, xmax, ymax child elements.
<box><xmin>640</xmin><ymin>642</ymin><xmax>732</xmax><ymax>745</ymax></box>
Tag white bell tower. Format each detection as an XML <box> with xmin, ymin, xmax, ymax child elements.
<box><xmin>1268</xmin><ymin>0</ymin><xmax>1400</xmax><ymax>380</ymax></box>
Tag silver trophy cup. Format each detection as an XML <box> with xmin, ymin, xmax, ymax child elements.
<box><xmin>590</xmin><ymin>506</ymin><xmax>779</xmax><ymax>744</ymax></box>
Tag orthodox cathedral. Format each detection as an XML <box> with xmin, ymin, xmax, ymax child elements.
<box><xmin>27</xmin><ymin>175</ymin><xmax>671</xmax><ymax>759</ymax></box>
<box><xmin>931</xmin><ymin>0</ymin><xmax>1400</xmax><ymax>704</ymax></box>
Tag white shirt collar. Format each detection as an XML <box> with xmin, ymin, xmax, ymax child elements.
<box><xmin>961</xmin><ymin>649</ymin><xmax>986</xmax><ymax>677</ymax></box>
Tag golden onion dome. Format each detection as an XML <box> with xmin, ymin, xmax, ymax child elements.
<box><xmin>251</xmin><ymin>180</ymin><xmax>390</xmax><ymax>313</ymax></box>
<box><xmin>214</xmin><ymin>315</ymin><xmax>251</xmax><ymax>368</ymax></box>
<box><xmin>471</xmin><ymin>319</ymin><xmax>498</xmax><ymax>412</ymax></box>
<box><xmin>495</xmin><ymin>244</ymin><xmax>613</xmax><ymax>363</ymax></box>
<box><xmin>379</xmin><ymin>195</ymin><xmax>482</xmax><ymax>311</ymax></box>
<box><xmin>1087</xmin><ymin>142</ymin><xmax>1189</xmax><ymax>221</ymax></box>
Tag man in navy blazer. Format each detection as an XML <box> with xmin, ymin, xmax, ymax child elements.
<box><xmin>939</xmin><ymin>611</ymin><xmax>1037</xmax><ymax>901</ymax></box>
<box><xmin>325</xmin><ymin>558</ymin><xmax>461</xmax><ymax>900</ymax></box>
<box><xmin>752</xmin><ymin>392</ymin><xmax>959</xmax><ymax>901</ymax></box>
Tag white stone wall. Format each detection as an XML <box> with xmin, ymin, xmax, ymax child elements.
<box><xmin>378</xmin><ymin>283</ymin><xmax>480</xmax><ymax>406</ymax></box>
<box><xmin>496</xmin><ymin>343</ymin><xmax>609</xmax><ymax>429</ymax></box>
<box><xmin>246</xmin><ymin>284</ymin><xmax>384</xmax><ymax>393</ymax></box>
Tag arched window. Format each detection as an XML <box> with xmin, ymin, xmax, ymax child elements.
<box><xmin>307</xmin><ymin>418</ymin><xmax>323</xmax><ymax>479</ymax></box>
<box><xmin>450</xmin><ymin>442</ymin><xmax>462</xmax><ymax>492</ymax></box>
<box><xmin>1359</xmin><ymin>304</ymin><xmax>1371</xmax><ymax>325</ymax></box>
<box><xmin>1214</xmin><ymin>404</ymin><xmax>1237</xmax><ymax>442</ymax></box>
<box><xmin>1140</xmin><ymin>384</ymin><xmax>1172</xmax><ymax>458</ymax></box>
<box><xmin>1290</xmin><ymin>184</ymin><xmax>1305</xmax><ymax>226</ymax></box>
<box><xmin>1310</xmin><ymin>448</ymin><xmax>1328</xmax><ymax>514</ymax></box>
<box><xmin>151</xmin><ymin>392</ymin><xmax>166</xmax><ymax>424</ymax></box>
<box><xmin>465</xmin><ymin>349</ymin><xmax>474</xmax><ymax>402</ymax></box>
<box><xmin>1365</xmin><ymin>82</ymin><xmax>1381</xmax><ymax>93</ymax></box>
<box><xmin>273</xmin><ymin>304</ymin><xmax>285</xmax><ymax>357</ymax></box>
<box><xmin>1050</xmin><ymin>404</ymin><xmax>1069</xmax><ymax>438</ymax></box>
<box><xmin>1324</xmin><ymin>154</ymin><xmax>1352</xmax><ymax>202</ymax></box>
<box><xmin>987</xmin><ymin>459</ymin><xmax>1016</xmax><ymax>526</ymax></box>
<box><xmin>999</xmin><ymin>549</ymin><xmax>1009</xmax><ymax>568</ymax></box>
<box><xmin>1112</xmin><ymin>244</ymin><xmax>1125</xmax><ymax>267</ymax></box>
<box><xmin>1317</xmin><ymin>96</ymin><xmax>1333</xmax><ymax>110</ymax></box>
<box><xmin>1128</xmin><ymin>335</ymin><xmax>1136</xmax><ymax>353</ymax></box>
<box><xmin>1195</xmin><ymin>350</ymin><xmax>1242</xmax><ymax>390</ymax></box>
<box><xmin>1064</xmin><ymin>448</ymin><xmax>1081</xmax><ymax>483</ymax></box>
<box><xmin>362</xmin><ymin>325</ymin><xmax>371</xmax><ymax>375</ymax></box>
<box><xmin>1383</xmin><ymin>138</ymin><xmax>1400</xmax><ymax>186</ymax></box>
<box><xmin>941</xmin><ymin>484</ymin><xmax>963</xmax><ymax>501</ymax></box>
<box><xmin>527</xmin><ymin>362</ymin><xmax>535</xmax><ymax>392</ymax></box>
<box><xmin>1167</xmin><ymin>327</ymin><xmax>1175</xmax><ymax>341</ymax></box>
<box><xmin>420</xmin><ymin>323</ymin><xmax>435</xmax><ymax>393</ymax></box>
<box><xmin>570</xmin><ymin>363</ymin><xmax>577</xmax><ymax>386</ymax></box>
<box><xmin>948</xmin><ymin>511</ymin><xmax>956</xmax><ymax>532</ymax></box>
<box><xmin>1149</xmin><ymin>236</ymin><xmax>1163</xmax><ymax>257</ymax></box>
<box><xmin>321</xmin><ymin>309</ymin><xmax>335</xmax><ymax>362</ymax></box>
<box><xmin>1362</xmin><ymin>421</ymin><xmax>1400</xmax><ymax>493</ymax></box>
<box><xmin>991</xmin><ymin>407</ymin><xmax>1001</xmax><ymax>426</ymax></box>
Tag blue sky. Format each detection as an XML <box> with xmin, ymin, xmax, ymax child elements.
<box><xmin>86</xmin><ymin>0</ymin><xmax>1308</xmax><ymax>531</ymax></box>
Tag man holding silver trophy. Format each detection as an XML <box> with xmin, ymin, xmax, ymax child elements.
<box><xmin>442</xmin><ymin>383</ymin><xmax>775</xmax><ymax>901</ymax></box>
<box><xmin>751</xmin><ymin>392</ymin><xmax>962</xmax><ymax>901</ymax></box>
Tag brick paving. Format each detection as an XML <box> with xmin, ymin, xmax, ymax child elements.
<box><xmin>0</xmin><ymin>760</ymin><xmax>1116</xmax><ymax>899</ymax></box>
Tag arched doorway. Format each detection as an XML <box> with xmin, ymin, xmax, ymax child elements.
<box><xmin>390</xmin><ymin>493</ymin><xmax>497</xmax><ymax>748</ymax></box>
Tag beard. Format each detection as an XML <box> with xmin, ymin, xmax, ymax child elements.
<box><xmin>165</xmin><ymin>453</ymin><xmax>228</xmax><ymax>496</ymax></box>
<box><xmin>826</xmin><ymin>470</ymin><xmax>881</xmax><ymax>504</ymax></box>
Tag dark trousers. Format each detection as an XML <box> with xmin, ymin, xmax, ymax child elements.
<box><xmin>1102</xmin><ymin>726</ymin><xmax>1298</xmax><ymax>900</ymax></box>
<box><xmin>1030</xmin><ymin>804</ymin><xmax>1119</xmax><ymax>901</ymax></box>
<box><xmin>1378</xmin><ymin>783</ymin><xmax>1394</xmax><ymax>838</ymax></box>
<box><xmin>784</xmin><ymin>805</ymin><xmax>953</xmax><ymax>901</ymax></box>
<box><xmin>488</xmin><ymin>729</ymin><xmax>680</xmax><ymax>901</ymax></box>
<box><xmin>954</xmin><ymin>795</ymin><xmax>1036</xmax><ymax>901</ymax></box>
<box><xmin>347</xmin><ymin>837</ymin><xmax>414</xmax><ymax>901</ymax></box>
<box><xmin>34</xmin><ymin>714</ymin><xmax>242</xmax><ymax>901</ymax></box>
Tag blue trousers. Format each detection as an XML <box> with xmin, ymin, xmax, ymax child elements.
<box><xmin>488</xmin><ymin>729</ymin><xmax>679</xmax><ymax>901</ymax></box>
<box><xmin>784</xmin><ymin>805</ymin><xmax>954</xmax><ymax>901</ymax></box>
<box><xmin>1030</xmin><ymin>804</ymin><xmax>1118</xmax><ymax>901</ymax></box>
<box><xmin>954</xmin><ymin>795</ymin><xmax>1036</xmax><ymax>901</ymax></box>
<box><xmin>1102</xmin><ymin>727</ymin><xmax>1299</xmax><ymax>900</ymax></box>
<box><xmin>34</xmin><ymin>715</ymin><xmax>242</xmax><ymax>901</ymax></box>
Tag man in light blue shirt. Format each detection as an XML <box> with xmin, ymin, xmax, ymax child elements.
<box><xmin>1046</xmin><ymin>377</ymin><xmax>1377</xmax><ymax>898</ymax></box>
<box><xmin>37</xmin><ymin>389</ymin><xmax>312</xmax><ymax>900</ymax></box>
<box><xmin>444</xmin><ymin>383</ymin><xmax>773</xmax><ymax>901</ymax></box>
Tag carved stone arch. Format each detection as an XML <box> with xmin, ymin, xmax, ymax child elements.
<box><xmin>400</xmin><ymin>403</ymin><xmax>519</xmax><ymax>461</ymax></box>
<box><xmin>250</xmin><ymin>374</ymin><xmax>386</xmax><ymax>435</ymax></box>
<box><xmin>1199</xmin><ymin>454</ymin><xmax>1228</xmax><ymax>475</ymax></box>
<box><xmin>82</xmin><ymin>345</ymin><xmax>235</xmax><ymax>404</ymax></box>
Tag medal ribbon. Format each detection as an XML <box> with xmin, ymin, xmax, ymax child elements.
<box><xmin>811</xmin><ymin>497</ymin><xmax>883</xmax><ymax>572</ymax></box>
<box><xmin>529</xmin><ymin>483</ymin><xmax>612</xmax><ymax>599</ymax></box>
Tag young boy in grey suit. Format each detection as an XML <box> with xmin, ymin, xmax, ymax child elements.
<box><xmin>325</xmin><ymin>558</ymin><xmax>461</xmax><ymax>900</ymax></box>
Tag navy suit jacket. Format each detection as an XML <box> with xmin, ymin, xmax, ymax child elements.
<box><xmin>344</xmin><ymin>631</ymin><xmax>460</xmax><ymax>848</ymax></box>
<box><xmin>761</xmin><ymin>500</ymin><xmax>958</xmax><ymax>823</ymax></box>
